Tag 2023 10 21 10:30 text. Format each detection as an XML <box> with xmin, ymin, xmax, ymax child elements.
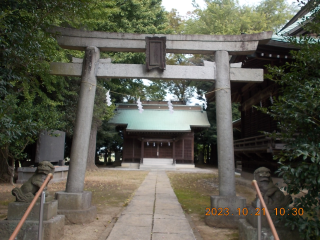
<box><xmin>205</xmin><ymin>208</ymin><xmax>265</xmax><ymax>216</ymax></box>
<box><xmin>205</xmin><ymin>208</ymin><xmax>304</xmax><ymax>216</ymax></box>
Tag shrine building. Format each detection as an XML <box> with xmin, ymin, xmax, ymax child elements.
<box><xmin>109</xmin><ymin>101</ymin><xmax>210</xmax><ymax>169</ymax></box>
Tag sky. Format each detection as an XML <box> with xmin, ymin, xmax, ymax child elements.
<box><xmin>161</xmin><ymin>0</ymin><xmax>299</xmax><ymax>16</ymax></box>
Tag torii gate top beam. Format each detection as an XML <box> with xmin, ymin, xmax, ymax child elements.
<box><xmin>50</xmin><ymin>27</ymin><xmax>273</xmax><ymax>55</ymax></box>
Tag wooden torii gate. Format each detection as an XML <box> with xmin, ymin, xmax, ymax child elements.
<box><xmin>50</xmin><ymin>27</ymin><xmax>272</xmax><ymax>226</ymax></box>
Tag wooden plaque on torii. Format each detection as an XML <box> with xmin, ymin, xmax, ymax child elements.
<box><xmin>145</xmin><ymin>37</ymin><xmax>166</xmax><ymax>71</ymax></box>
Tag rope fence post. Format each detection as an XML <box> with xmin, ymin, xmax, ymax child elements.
<box><xmin>252</xmin><ymin>180</ymin><xmax>280</xmax><ymax>240</ymax></box>
<box><xmin>38</xmin><ymin>191</ymin><xmax>46</xmax><ymax>240</ymax></box>
<box><xmin>257</xmin><ymin>198</ymin><xmax>261</xmax><ymax>240</ymax></box>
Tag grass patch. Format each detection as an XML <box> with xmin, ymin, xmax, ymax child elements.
<box><xmin>83</xmin><ymin>170</ymin><xmax>148</xmax><ymax>209</ymax></box>
<box><xmin>167</xmin><ymin>172</ymin><xmax>256</xmax><ymax>240</ymax></box>
<box><xmin>0</xmin><ymin>200</ymin><xmax>11</xmax><ymax>206</ymax></box>
<box><xmin>47</xmin><ymin>170</ymin><xmax>148</xmax><ymax>211</ymax></box>
<box><xmin>167</xmin><ymin>172</ymin><xmax>256</xmax><ymax>218</ymax></box>
<box><xmin>226</xmin><ymin>232</ymin><xmax>239</xmax><ymax>240</ymax></box>
<box><xmin>0</xmin><ymin>193</ymin><xmax>15</xmax><ymax>209</ymax></box>
<box><xmin>167</xmin><ymin>173</ymin><xmax>218</xmax><ymax>217</ymax></box>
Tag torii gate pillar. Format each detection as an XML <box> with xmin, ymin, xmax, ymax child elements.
<box><xmin>55</xmin><ymin>46</ymin><xmax>100</xmax><ymax>224</ymax></box>
<box><xmin>215</xmin><ymin>51</ymin><xmax>237</xmax><ymax>196</ymax></box>
<box><xmin>205</xmin><ymin>51</ymin><xmax>246</xmax><ymax>228</ymax></box>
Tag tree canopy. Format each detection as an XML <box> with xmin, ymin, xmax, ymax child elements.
<box><xmin>0</xmin><ymin>0</ymin><xmax>94</xmax><ymax>181</ymax></box>
<box><xmin>184</xmin><ymin>0</ymin><xmax>297</xmax><ymax>35</ymax></box>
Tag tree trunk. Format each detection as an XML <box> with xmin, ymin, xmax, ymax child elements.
<box><xmin>209</xmin><ymin>143</ymin><xmax>213</xmax><ymax>165</ymax></box>
<box><xmin>10</xmin><ymin>157</ymin><xmax>15</xmax><ymax>185</ymax></box>
<box><xmin>202</xmin><ymin>144</ymin><xmax>206</xmax><ymax>164</ymax></box>
<box><xmin>86</xmin><ymin>123</ymin><xmax>98</xmax><ymax>170</ymax></box>
<box><xmin>104</xmin><ymin>150</ymin><xmax>108</xmax><ymax>165</ymax></box>
<box><xmin>206</xmin><ymin>145</ymin><xmax>210</xmax><ymax>164</ymax></box>
<box><xmin>0</xmin><ymin>144</ymin><xmax>11</xmax><ymax>183</ymax></box>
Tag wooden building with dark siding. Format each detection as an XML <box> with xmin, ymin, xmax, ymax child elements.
<box><xmin>109</xmin><ymin>101</ymin><xmax>210</xmax><ymax>169</ymax></box>
<box><xmin>229</xmin><ymin>43</ymin><xmax>295</xmax><ymax>174</ymax></box>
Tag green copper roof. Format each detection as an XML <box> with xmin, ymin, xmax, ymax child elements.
<box><xmin>271</xmin><ymin>7</ymin><xmax>317</xmax><ymax>43</ymax></box>
<box><xmin>109</xmin><ymin>108</ymin><xmax>210</xmax><ymax>132</ymax></box>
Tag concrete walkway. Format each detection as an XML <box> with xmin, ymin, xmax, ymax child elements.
<box><xmin>106</xmin><ymin>171</ymin><xmax>196</xmax><ymax>240</ymax></box>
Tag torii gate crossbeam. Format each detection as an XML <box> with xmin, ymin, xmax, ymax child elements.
<box><xmin>50</xmin><ymin>61</ymin><xmax>263</xmax><ymax>82</ymax></box>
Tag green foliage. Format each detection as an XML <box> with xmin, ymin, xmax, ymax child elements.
<box><xmin>166</xmin><ymin>9</ymin><xmax>184</xmax><ymax>34</ymax></box>
<box><xmin>79</xmin><ymin>0</ymin><xmax>169</xmax><ymax>34</ymax></box>
<box><xmin>0</xmin><ymin>0</ymin><xmax>91</xmax><ymax>96</ymax></box>
<box><xmin>0</xmin><ymin>94</ymin><xmax>64</xmax><ymax>158</ymax></box>
<box><xmin>93</xmin><ymin>81</ymin><xmax>116</xmax><ymax>128</ymax></box>
<box><xmin>255</xmin><ymin>0</ymin><xmax>297</xmax><ymax>32</ymax></box>
<box><xmin>195</xmin><ymin>101</ymin><xmax>240</xmax><ymax>150</ymax></box>
<box><xmin>104</xmin><ymin>79</ymin><xmax>166</xmax><ymax>103</ymax></box>
<box><xmin>163</xmin><ymin>54</ymin><xmax>196</xmax><ymax>101</ymax></box>
<box><xmin>260</xmin><ymin>4</ymin><xmax>320</xmax><ymax>238</ymax></box>
<box><xmin>144</xmin><ymin>80</ymin><xmax>167</xmax><ymax>101</ymax></box>
<box><xmin>79</xmin><ymin>0</ymin><xmax>170</xmax><ymax>64</ymax></box>
<box><xmin>184</xmin><ymin>0</ymin><xmax>297</xmax><ymax>35</ymax></box>
<box><xmin>0</xmin><ymin>0</ymin><xmax>93</xmax><ymax>180</ymax></box>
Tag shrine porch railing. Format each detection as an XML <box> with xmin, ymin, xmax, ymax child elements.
<box><xmin>234</xmin><ymin>134</ymin><xmax>284</xmax><ymax>153</ymax></box>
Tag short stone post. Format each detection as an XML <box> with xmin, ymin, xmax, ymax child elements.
<box><xmin>140</xmin><ymin>139</ymin><xmax>144</xmax><ymax>164</ymax></box>
<box><xmin>55</xmin><ymin>46</ymin><xmax>100</xmax><ymax>224</ymax></box>
<box><xmin>113</xmin><ymin>151</ymin><xmax>121</xmax><ymax>166</ymax></box>
<box><xmin>205</xmin><ymin>51</ymin><xmax>246</xmax><ymax>228</ymax></box>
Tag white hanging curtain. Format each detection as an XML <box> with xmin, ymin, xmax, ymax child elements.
<box><xmin>136</xmin><ymin>97</ymin><xmax>144</xmax><ymax>113</ymax></box>
<box><xmin>106</xmin><ymin>90</ymin><xmax>112</xmax><ymax>106</ymax></box>
<box><xmin>167</xmin><ymin>99</ymin><xmax>174</xmax><ymax>114</ymax></box>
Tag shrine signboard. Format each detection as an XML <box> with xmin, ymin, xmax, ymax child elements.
<box><xmin>146</xmin><ymin>37</ymin><xmax>166</xmax><ymax>71</ymax></box>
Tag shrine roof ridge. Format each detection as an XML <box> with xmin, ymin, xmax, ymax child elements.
<box><xmin>109</xmin><ymin>108</ymin><xmax>210</xmax><ymax>131</ymax></box>
<box><xmin>116</xmin><ymin>103</ymin><xmax>203</xmax><ymax>111</ymax></box>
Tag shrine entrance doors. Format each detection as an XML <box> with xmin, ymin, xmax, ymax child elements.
<box><xmin>144</xmin><ymin>141</ymin><xmax>173</xmax><ymax>158</ymax></box>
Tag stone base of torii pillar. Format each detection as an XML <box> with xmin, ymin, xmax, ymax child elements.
<box><xmin>205</xmin><ymin>51</ymin><xmax>247</xmax><ymax>228</ymax></box>
<box><xmin>205</xmin><ymin>196</ymin><xmax>247</xmax><ymax>228</ymax></box>
<box><xmin>55</xmin><ymin>191</ymin><xmax>96</xmax><ymax>224</ymax></box>
<box><xmin>53</xmin><ymin>46</ymin><xmax>99</xmax><ymax>224</ymax></box>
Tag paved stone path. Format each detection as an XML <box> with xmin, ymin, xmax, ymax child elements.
<box><xmin>107</xmin><ymin>171</ymin><xmax>196</xmax><ymax>240</ymax></box>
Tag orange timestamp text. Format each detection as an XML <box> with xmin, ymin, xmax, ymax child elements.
<box><xmin>205</xmin><ymin>207</ymin><xmax>266</xmax><ymax>216</ymax></box>
<box><xmin>274</xmin><ymin>208</ymin><xmax>304</xmax><ymax>216</ymax></box>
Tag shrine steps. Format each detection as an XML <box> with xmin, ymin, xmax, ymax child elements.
<box><xmin>139</xmin><ymin>158</ymin><xmax>176</xmax><ymax>170</ymax></box>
